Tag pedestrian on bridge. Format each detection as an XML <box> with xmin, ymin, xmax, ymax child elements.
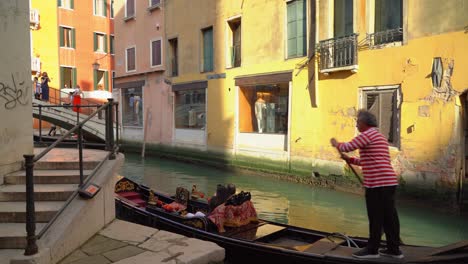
<box><xmin>40</xmin><ymin>72</ymin><xmax>50</xmax><ymax>101</ymax></box>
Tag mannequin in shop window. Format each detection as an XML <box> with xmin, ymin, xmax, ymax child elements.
<box><xmin>254</xmin><ymin>92</ymin><xmax>266</xmax><ymax>133</ymax></box>
<box><xmin>188</xmin><ymin>106</ymin><xmax>197</xmax><ymax>128</ymax></box>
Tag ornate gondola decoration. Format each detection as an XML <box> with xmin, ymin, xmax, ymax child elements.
<box><xmin>115</xmin><ymin>178</ymin><xmax>135</xmax><ymax>193</ymax></box>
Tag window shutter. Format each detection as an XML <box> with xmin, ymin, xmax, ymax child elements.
<box><xmin>60</xmin><ymin>67</ymin><xmax>65</xmax><ymax>88</ymax></box>
<box><xmin>93</xmin><ymin>33</ymin><xmax>97</xmax><ymax>51</ymax></box>
<box><xmin>93</xmin><ymin>70</ymin><xmax>98</xmax><ymax>90</ymax></box>
<box><xmin>104</xmin><ymin>34</ymin><xmax>108</xmax><ymax>53</ymax></box>
<box><xmin>59</xmin><ymin>27</ymin><xmax>64</xmax><ymax>47</ymax></box>
<box><xmin>71</xmin><ymin>28</ymin><xmax>76</xmax><ymax>48</ymax></box>
<box><xmin>72</xmin><ymin>68</ymin><xmax>77</xmax><ymax>87</ymax></box>
<box><xmin>110</xmin><ymin>36</ymin><xmax>114</xmax><ymax>54</ymax></box>
<box><xmin>70</xmin><ymin>0</ymin><xmax>74</xmax><ymax>9</ymax></box>
<box><xmin>104</xmin><ymin>71</ymin><xmax>109</xmax><ymax>91</ymax></box>
<box><xmin>203</xmin><ymin>28</ymin><xmax>213</xmax><ymax>72</ymax></box>
<box><xmin>103</xmin><ymin>0</ymin><xmax>107</xmax><ymax>17</ymax></box>
<box><xmin>287</xmin><ymin>1</ymin><xmax>297</xmax><ymax>58</ymax></box>
<box><xmin>296</xmin><ymin>0</ymin><xmax>306</xmax><ymax>57</ymax></box>
<box><xmin>58</xmin><ymin>0</ymin><xmax>62</xmax><ymax>7</ymax></box>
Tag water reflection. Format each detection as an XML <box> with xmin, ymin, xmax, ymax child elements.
<box><xmin>120</xmin><ymin>154</ymin><xmax>468</xmax><ymax>247</ymax></box>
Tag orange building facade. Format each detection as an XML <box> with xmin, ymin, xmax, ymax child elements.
<box><xmin>31</xmin><ymin>0</ymin><xmax>114</xmax><ymax>100</ymax></box>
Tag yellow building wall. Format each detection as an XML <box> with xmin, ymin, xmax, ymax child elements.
<box><xmin>31</xmin><ymin>0</ymin><xmax>59</xmax><ymax>90</ymax></box>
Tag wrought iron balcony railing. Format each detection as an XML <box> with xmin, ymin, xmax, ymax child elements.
<box><xmin>319</xmin><ymin>34</ymin><xmax>358</xmax><ymax>72</ymax></box>
<box><xmin>367</xmin><ymin>28</ymin><xmax>403</xmax><ymax>48</ymax></box>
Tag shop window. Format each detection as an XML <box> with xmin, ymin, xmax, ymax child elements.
<box><xmin>239</xmin><ymin>83</ymin><xmax>289</xmax><ymax>134</ymax></box>
<box><xmin>122</xmin><ymin>87</ymin><xmax>143</xmax><ymax>127</ymax></box>
<box><xmin>174</xmin><ymin>89</ymin><xmax>206</xmax><ymax>129</ymax></box>
<box><xmin>287</xmin><ymin>0</ymin><xmax>306</xmax><ymax>58</ymax></box>
<box><xmin>361</xmin><ymin>87</ymin><xmax>400</xmax><ymax>147</ymax></box>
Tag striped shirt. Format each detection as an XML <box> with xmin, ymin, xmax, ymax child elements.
<box><xmin>338</xmin><ymin>127</ymin><xmax>398</xmax><ymax>188</ymax></box>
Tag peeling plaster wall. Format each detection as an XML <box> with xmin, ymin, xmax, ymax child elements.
<box><xmin>0</xmin><ymin>0</ymin><xmax>33</xmax><ymax>181</ymax></box>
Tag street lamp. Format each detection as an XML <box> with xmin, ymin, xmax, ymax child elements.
<box><xmin>92</xmin><ymin>61</ymin><xmax>100</xmax><ymax>70</ymax></box>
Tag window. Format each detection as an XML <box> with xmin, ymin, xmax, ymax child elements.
<box><xmin>122</xmin><ymin>87</ymin><xmax>143</xmax><ymax>127</ymax></box>
<box><xmin>287</xmin><ymin>0</ymin><xmax>306</xmax><ymax>58</ymax></box>
<box><xmin>93</xmin><ymin>69</ymin><xmax>109</xmax><ymax>91</ymax></box>
<box><xmin>110</xmin><ymin>0</ymin><xmax>114</xmax><ymax>18</ymax></box>
<box><xmin>58</xmin><ymin>0</ymin><xmax>74</xmax><ymax>9</ymax></box>
<box><xmin>110</xmin><ymin>35</ymin><xmax>115</xmax><ymax>54</ymax></box>
<box><xmin>149</xmin><ymin>0</ymin><xmax>161</xmax><ymax>8</ymax></box>
<box><xmin>373</xmin><ymin>0</ymin><xmax>403</xmax><ymax>44</ymax></box>
<box><xmin>169</xmin><ymin>38</ymin><xmax>178</xmax><ymax>76</ymax></box>
<box><xmin>239</xmin><ymin>84</ymin><xmax>289</xmax><ymax>134</ymax></box>
<box><xmin>431</xmin><ymin>57</ymin><xmax>443</xmax><ymax>88</ymax></box>
<box><xmin>94</xmin><ymin>32</ymin><xmax>107</xmax><ymax>53</ymax></box>
<box><xmin>151</xmin><ymin>39</ymin><xmax>162</xmax><ymax>67</ymax></box>
<box><xmin>175</xmin><ymin>89</ymin><xmax>206</xmax><ymax>129</ymax></box>
<box><xmin>126</xmin><ymin>47</ymin><xmax>136</xmax><ymax>72</ymax></box>
<box><xmin>59</xmin><ymin>26</ymin><xmax>75</xmax><ymax>48</ymax></box>
<box><xmin>60</xmin><ymin>66</ymin><xmax>77</xmax><ymax>89</ymax></box>
<box><xmin>334</xmin><ymin>0</ymin><xmax>353</xmax><ymax>37</ymax></box>
<box><xmin>361</xmin><ymin>87</ymin><xmax>400</xmax><ymax>147</ymax></box>
<box><xmin>202</xmin><ymin>27</ymin><xmax>214</xmax><ymax>72</ymax></box>
<box><xmin>126</xmin><ymin>0</ymin><xmax>135</xmax><ymax>18</ymax></box>
<box><xmin>228</xmin><ymin>18</ymin><xmax>241</xmax><ymax>68</ymax></box>
<box><xmin>94</xmin><ymin>0</ymin><xmax>107</xmax><ymax>17</ymax></box>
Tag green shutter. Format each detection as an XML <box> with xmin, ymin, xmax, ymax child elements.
<box><xmin>58</xmin><ymin>0</ymin><xmax>62</xmax><ymax>7</ymax></box>
<box><xmin>110</xmin><ymin>36</ymin><xmax>114</xmax><ymax>54</ymax></box>
<box><xmin>59</xmin><ymin>27</ymin><xmax>64</xmax><ymax>47</ymax></box>
<box><xmin>296</xmin><ymin>0</ymin><xmax>306</xmax><ymax>57</ymax></box>
<box><xmin>93</xmin><ymin>32</ymin><xmax>97</xmax><ymax>51</ymax></box>
<box><xmin>70</xmin><ymin>0</ymin><xmax>74</xmax><ymax>9</ymax></box>
<box><xmin>203</xmin><ymin>28</ymin><xmax>213</xmax><ymax>72</ymax></box>
<box><xmin>104</xmin><ymin>71</ymin><xmax>109</xmax><ymax>91</ymax></box>
<box><xmin>93</xmin><ymin>70</ymin><xmax>98</xmax><ymax>90</ymax></box>
<box><xmin>104</xmin><ymin>34</ymin><xmax>108</xmax><ymax>53</ymax></box>
<box><xmin>72</xmin><ymin>68</ymin><xmax>77</xmax><ymax>87</ymax></box>
<box><xmin>71</xmin><ymin>28</ymin><xmax>76</xmax><ymax>48</ymax></box>
<box><xmin>103</xmin><ymin>0</ymin><xmax>107</xmax><ymax>17</ymax></box>
<box><xmin>60</xmin><ymin>67</ymin><xmax>65</xmax><ymax>88</ymax></box>
<box><xmin>287</xmin><ymin>1</ymin><xmax>297</xmax><ymax>58</ymax></box>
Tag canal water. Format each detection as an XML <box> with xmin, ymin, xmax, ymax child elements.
<box><xmin>119</xmin><ymin>153</ymin><xmax>468</xmax><ymax>247</ymax></box>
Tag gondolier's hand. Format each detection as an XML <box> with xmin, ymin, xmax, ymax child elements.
<box><xmin>340</xmin><ymin>153</ymin><xmax>350</xmax><ymax>162</ymax></box>
<box><xmin>330</xmin><ymin>138</ymin><xmax>339</xmax><ymax>147</ymax></box>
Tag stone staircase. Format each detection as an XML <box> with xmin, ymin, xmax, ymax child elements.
<box><xmin>0</xmin><ymin>161</ymin><xmax>93</xmax><ymax>252</ymax></box>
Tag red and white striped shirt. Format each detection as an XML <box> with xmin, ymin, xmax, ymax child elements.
<box><xmin>338</xmin><ymin>127</ymin><xmax>398</xmax><ymax>188</ymax></box>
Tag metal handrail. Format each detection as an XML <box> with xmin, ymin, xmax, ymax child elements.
<box><xmin>24</xmin><ymin>98</ymin><xmax>118</xmax><ymax>256</ymax></box>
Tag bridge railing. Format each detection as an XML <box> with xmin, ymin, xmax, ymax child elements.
<box><xmin>24</xmin><ymin>98</ymin><xmax>119</xmax><ymax>256</ymax></box>
<box><xmin>42</xmin><ymin>88</ymin><xmax>103</xmax><ymax>116</ymax></box>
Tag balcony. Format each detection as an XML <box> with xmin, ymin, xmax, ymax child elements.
<box><xmin>367</xmin><ymin>28</ymin><xmax>403</xmax><ymax>48</ymax></box>
<box><xmin>31</xmin><ymin>57</ymin><xmax>41</xmax><ymax>72</ymax></box>
<box><xmin>30</xmin><ymin>9</ymin><xmax>39</xmax><ymax>28</ymax></box>
<box><xmin>318</xmin><ymin>34</ymin><xmax>358</xmax><ymax>73</ymax></box>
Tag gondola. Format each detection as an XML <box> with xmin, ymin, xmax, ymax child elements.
<box><xmin>114</xmin><ymin>177</ymin><xmax>468</xmax><ymax>264</ymax></box>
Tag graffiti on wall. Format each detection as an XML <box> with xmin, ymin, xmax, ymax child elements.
<box><xmin>0</xmin><ymin>73</ymin><xmax>30</xmax><ymax>110</ymax></box>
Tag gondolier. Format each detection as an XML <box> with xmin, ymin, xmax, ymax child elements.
<box><xmin>330</xmin><ymin>109</ymin><xmax>403</xmax><ymax>259</ymax></box>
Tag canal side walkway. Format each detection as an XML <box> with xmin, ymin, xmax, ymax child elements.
<box><xmin>58</xmin><ymin>219</ymin><xmax>225</xmax><ymax>264</ymax></box>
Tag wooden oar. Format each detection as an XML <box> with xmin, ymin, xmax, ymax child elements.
<box><xmin>335</xmin><ymin>147</ymin><xmax>363</xmax><ymax>185</ymax></box>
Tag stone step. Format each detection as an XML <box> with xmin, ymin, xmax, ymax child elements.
<box><xmin>0</xmin><ymin>249</ymin><xmax>23</xmax><ymax>264</ymax></box>
<box><xmin>0</xmin><ymin>201</ymin><xmax>64</xmax><ymax>223</ymax></box>
<box><xmin>4</xmin><ymin>170</ymin><xmax>92</xmax><ymax>185</ymax></box>
<box><xmin>0</xmin><ymin>223</ymin><xmax>46</xmax><ymax>249</ymax></box>
<box><xmin>0</xmin><ymin>184</ymin><xmax>77</xmax><ymax>202</ymax></box>
<box><xmin>34</xmin><ymin>161</ymin><xmax>99</xmax><ymax>170</ymax></box>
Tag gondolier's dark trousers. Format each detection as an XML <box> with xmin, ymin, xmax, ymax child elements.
<box><xmin>365</xmin><ymin>186</ymin><xmax>400</xmax><ymax>252</ymax></box>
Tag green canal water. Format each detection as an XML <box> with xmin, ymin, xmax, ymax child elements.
<box><xmin>119</xmin><ymin>153</ymin><xmax>468</xmax><ymax>247</ymax></box>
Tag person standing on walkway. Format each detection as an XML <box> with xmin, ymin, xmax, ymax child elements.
<box><xmin>330</xmin><ymin>109</ymin><xmax>403</xmax><ymax>259</ymax></box>
<box><xmin>33</xmin><ymin>76</ymin><xmax>41</xmax><ymax>100</ymax></box>
<box><xmin>40</xmin><ymin>72</ymin><xmax>50</xmax><ymax>101</ymax></box>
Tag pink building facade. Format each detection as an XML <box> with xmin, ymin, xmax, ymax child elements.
<box><xmin>113</xmin><ymin>0</ymin><xmax>172</xmax><ymax>144</ymax></box>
